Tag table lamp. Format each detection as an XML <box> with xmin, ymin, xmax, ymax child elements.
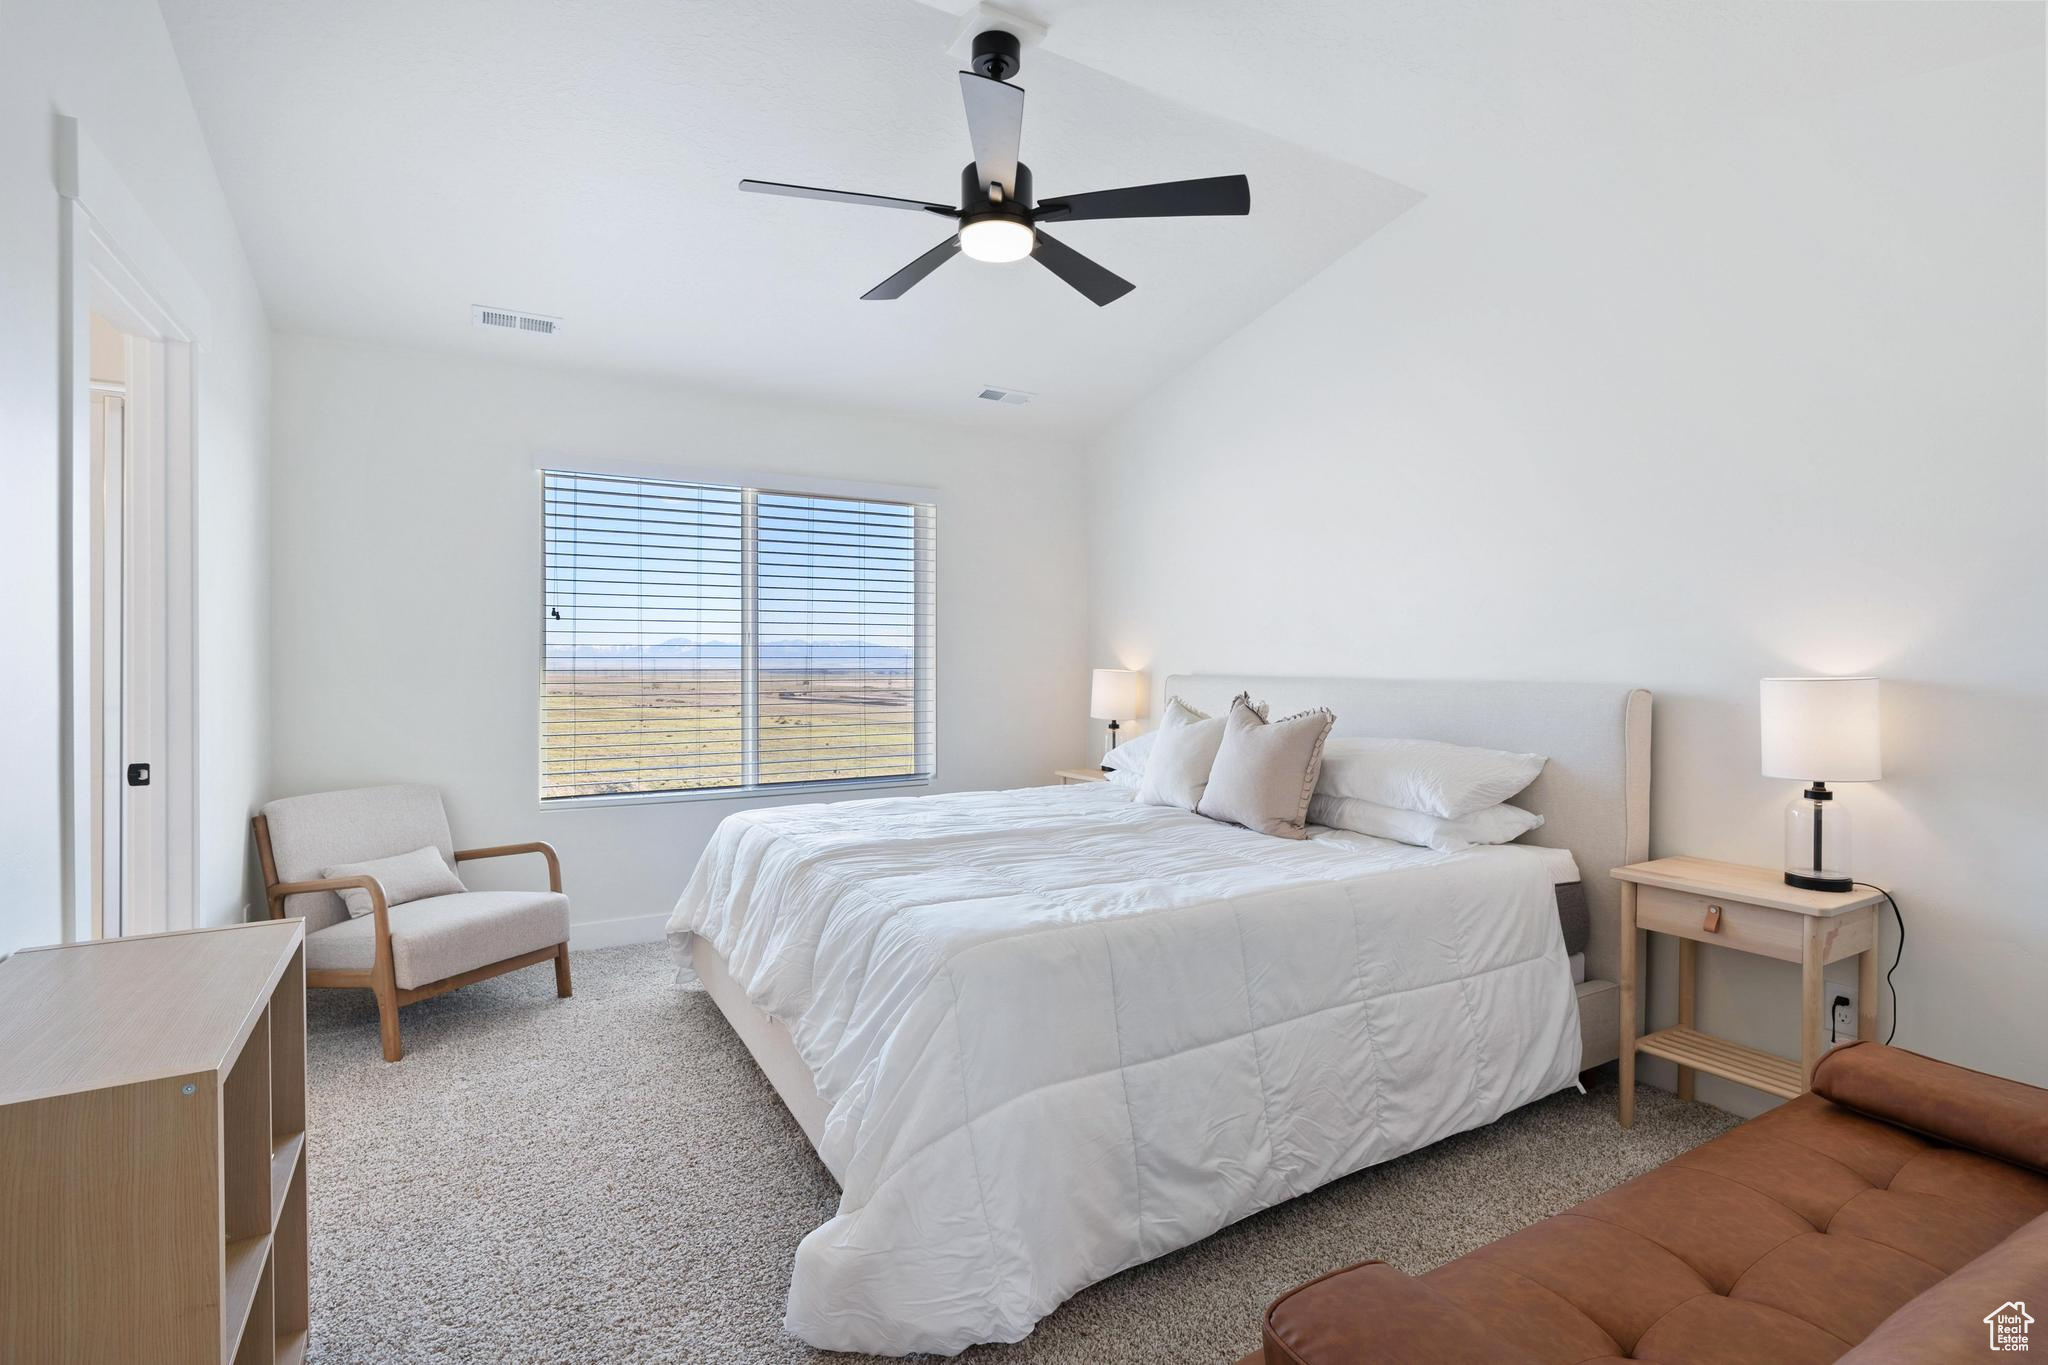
<box><xmin>1760</xmin><ymin>677</ymin><xmax>1881</xmax><ymax>892</ymax></box>
<box><xmin>1089</xmin><ymin>669</ymin><xmax>1146</xmax><ymax>768</ymax></box>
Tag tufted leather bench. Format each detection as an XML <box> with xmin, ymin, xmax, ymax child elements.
<box><xmin>1243</xmin><ymin>1042</ymin><xmax>2048</xmax><ymax>1364</ymax></box>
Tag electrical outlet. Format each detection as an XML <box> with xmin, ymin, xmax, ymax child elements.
<box><xmin>1830</xmin><ymin>982</ymin><xmax>1859</xmax><ymax>1043</ymax></box>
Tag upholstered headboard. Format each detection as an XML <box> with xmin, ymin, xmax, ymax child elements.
<box><xmin>1162</xmin><ymin>676</ymin><xmax>1650</xmax><ymax>990</ymax></box>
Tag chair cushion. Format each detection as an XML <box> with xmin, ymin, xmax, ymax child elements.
<box><xmin>304</xmin><ymin>890</ymin><xmax>569</xmax><ymax>989</ymax></box>
<box><xmin>264</xmin><ymin>784</ymin><xmax>454</xmax><ymax>933</ymax></box>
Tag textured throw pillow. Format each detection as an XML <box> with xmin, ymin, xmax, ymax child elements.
<box><xmin>319</xmin><ymin>845</ymin><xmax>465</xmax><ymax>919</ymax></box>
<box><xmin>1197</xmin><ymin>699</ymin><xmax>1336</xmax><ymax>839</ymax></box>
<box><xmin>1315</xmin><ymin>737</ymin><xmax>1546</xmax><ymax>820</ymax></box>
<box><xmin>1307</xmin><ymin>794</ymin><xmax>1544</xmax><ymax>850</ymax></box>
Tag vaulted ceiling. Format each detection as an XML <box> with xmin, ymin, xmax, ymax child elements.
<box><xmin>160</xmin><ymin>0</ymin><xmax>2040</xmax><ymax>434</ymax></box>
<box><xmin>159</xmin><ymin>0</ymin><xmax>1415</xmax><ymax>433</ymax></box>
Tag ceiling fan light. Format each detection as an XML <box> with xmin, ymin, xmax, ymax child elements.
<box><xmin>959</xmin><ymin>217</ymin><xmax>1035</xmax><ymax>264</ymax></box>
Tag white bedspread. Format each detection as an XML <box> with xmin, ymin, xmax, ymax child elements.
<box><xmin>666</xmin><ymin>783</ymin><xmax>1581</xmax><ymax>1356</ymax></box>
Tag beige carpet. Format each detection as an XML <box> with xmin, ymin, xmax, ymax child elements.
<box><xmin>303</xmin><ymin>944</ymin><xmax>1736</xmax><ymax>1363</ymax></box>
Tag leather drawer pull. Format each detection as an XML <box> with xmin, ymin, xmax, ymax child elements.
<box><xmin>1702</xmin><ymin>904</ymin><xmax>1722</xmax><ymax>933</ymax></box>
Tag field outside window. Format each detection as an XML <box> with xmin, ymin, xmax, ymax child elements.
<box><xmin>541</xmin><ymin>470</ymin><xmax>934</xmax><ymax>800</ymax></box>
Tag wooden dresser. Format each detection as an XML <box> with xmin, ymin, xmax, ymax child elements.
<box><xmin>0</xmin><ymin>920</ymin><xmax>310</xmax><ymax>1364</ymax></box>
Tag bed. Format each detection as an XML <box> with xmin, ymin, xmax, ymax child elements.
<box><xmin>666</xmin><ymin>676</ymin><xmax>1650</xmax><ymax>1356</ymax></box>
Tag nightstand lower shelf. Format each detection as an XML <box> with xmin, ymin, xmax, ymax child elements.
<box><xmin>1635</xmin><ymin>1026</ymin><xmax>1803</xmax><ymax>1100</ymax></box>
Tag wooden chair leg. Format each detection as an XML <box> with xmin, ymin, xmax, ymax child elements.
<box><xmin>367</xmin><ymin>896</ymin><xmax>403</xmax><ymax>1062</ymax></box>
<box><xmin>554</xmin><ymin>942</ymin><xmax>573</xmax><ymax>998</ymax></box>
<box><xmin>375</xmin><ymin>984</ymin><xmax>403</xmax><ymax>1062</ymax></box>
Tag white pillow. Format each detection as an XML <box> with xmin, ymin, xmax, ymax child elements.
<box><xmin>1103</xmin><ymin>696</ymin><xmax>1212</xmax><ymax>779</ymax></box>
<box><xmin>1136</xmin><ymin>698</ymin><xmax>1224</xmax><ymax>810</ymax></box>
<box><xmin>1133</xmin><ymin>693</ymin><xmax>1271</xmax><ymax>810</ymax></box>
<box><xmin>1308</xmin><ymin>793</ymin><xmax>1544</xmax><ymax>850</ymax></box>
<box><xmin>1101</xmin><ymin>727</ymin><xmax>1159</xmax><ymax>776</ymax></box>
<box><xmin>1315</xmin><ymin>737</ymin><xmax>1546</xmax><ymax>819</ymax></box>
<box><xmin>319</xmin><ymin>844</ymin><xmax>466</xmax><ymax>919</ymax></box>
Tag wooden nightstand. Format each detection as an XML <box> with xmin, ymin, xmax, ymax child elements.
<box><xmin>1611</xmin><ymin>857</ymin><xmax>1885</xmax><ymax>1126</ymax></box>
<box><xmin>1054</xmin><ymin>767</ymin><xmax>1108</xmax><ymax>784</ymax></box>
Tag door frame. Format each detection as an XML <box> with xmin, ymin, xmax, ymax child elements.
<box><xmin>57</xmin><ymin>117</ymin><xmax>205</xmax><ymax>942</ymax></box>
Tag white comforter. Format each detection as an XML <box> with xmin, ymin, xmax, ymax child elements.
<box><xmin>666</xmin><ymin>783</ymin><xmax>1581</xmax><ymax>1356</ymax></box>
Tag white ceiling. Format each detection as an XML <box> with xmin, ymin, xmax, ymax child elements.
<box><xmin>161</xmin><ymin>0</ymin><xmax>2041</xmax><ymax>435</ymax></box>
<box><xmin>158</xmin><ymin>0</ymin><xmax>1417</xmax><ymax>434</ymax></box>
<box><xmin>918</xmin><ymin>0</ymin><xmax>2044</xmax><ymax>185</ymax></box>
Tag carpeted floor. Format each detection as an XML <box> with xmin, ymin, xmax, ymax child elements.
<box><xmin>304</xmin><ymin>944</ymin><xmax>1737</xmax><ymax>1364</ymax></box>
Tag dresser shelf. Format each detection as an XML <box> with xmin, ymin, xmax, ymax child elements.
<box><xmin>0</xmin><ymin>920</ymin><xmax>310</xmax><ymax>1364</ymax></box>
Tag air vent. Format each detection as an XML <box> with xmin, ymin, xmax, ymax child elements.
<box><xmin>977</xmin><ymin>386</ymin><xmax>1033</xmax><ymax>405</ymax></box>
<box><xmin>472</xmin><ymin>305</ymin><xmax>562</xmax><ymax>335</ymax></box>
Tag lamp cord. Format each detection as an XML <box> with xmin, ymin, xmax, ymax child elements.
<box><xmin>1852</xmin><ymin>882</ymin><xmax>1903</xmax><ymax>1045</ymax></box>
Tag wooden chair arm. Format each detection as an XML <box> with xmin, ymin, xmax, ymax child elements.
<box><xmin>264</xmin><ymin>876</ymin><xmax>395</xmax><ymax>984</ymax></box>
<box><xmin>453</xmin><ymin>841</ymin><xmax>562</xmax><ymax>893</ymax></box>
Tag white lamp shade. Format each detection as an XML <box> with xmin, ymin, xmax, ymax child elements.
<box><xmin>1089</xmin><ymin>669</ymin><xmax>1146</xmax><ymax>722</ymax></box>
<box><xmin>1760</xmin><ymin>677</ymin><xmax>1881</xmax><ymax>782</ymax></box>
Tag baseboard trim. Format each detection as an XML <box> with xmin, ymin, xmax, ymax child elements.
<box><xmin>569</xmin><ymin>912</ymin><xmax>670</xmax><ymax>950</ymax></box>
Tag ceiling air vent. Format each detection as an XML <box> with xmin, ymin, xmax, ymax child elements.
<box><xmin>472</xmin><ymin>305</ymin><xmax>562</xmax><ymax>335</ymax></box>
<box><xmin>977</xmin><ymin>386</ymin><xmax>1033</xmax><ymax>405</ymax></box>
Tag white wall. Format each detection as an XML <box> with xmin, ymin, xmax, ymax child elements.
<box><xmin>268</xmin><ymin>334</ymin><xmax>1089</xmax><ymax>942</ymax></box>
<box><xmin>1087</xmin><ymin>45</ymin><xmax>2046</xmax><ymax>1108</ymax></box>
<box><xmin>0</xmin><ymin>0</ymin><xmax>271</xmax><ymax>953</ymax></box>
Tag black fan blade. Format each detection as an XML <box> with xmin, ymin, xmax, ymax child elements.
<box><xmin>1034</xmin><ymin>174</ymin><xmax>1251</xmax><ymax>223</ymax></box>
<box><xmin>862</xmin><ymin>236</ymin><xmax>962</xmax><ymax>300</ymax></box>
<box><xmin>958</xmin><ymin>71</ymin><xmax>1024</xmax><ymax>198</ymax></box>
<box><xmin>1032</xmin><ymin>230</ymin><xmax>1134</xmax><ymax>307</ymax></box>
<box><xmin>740</xmin><ymin>179</ymin><xmax>955</xmax><ymax>216</ymax></box>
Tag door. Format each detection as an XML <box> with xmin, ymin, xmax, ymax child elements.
<box><xmin>87</xmin><ymin>315</ymin><xmax>169</xmax><ymax>937</ymax></box>
<box><xmin>62</xmin><ymin>125</ymin><xmax>199</xmax><ymax>945</ymax></box>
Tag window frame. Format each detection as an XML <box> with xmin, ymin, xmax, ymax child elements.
<box><xmin>535</xmin><ymin>456</ymin><xmax>937</xmax><ymax>809</ymax></box>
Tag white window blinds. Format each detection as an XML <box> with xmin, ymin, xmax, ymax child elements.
<box><xmin>541</xmin><ymin>470</ymin><xmax>935</xmax><ymax>800</ymax></box>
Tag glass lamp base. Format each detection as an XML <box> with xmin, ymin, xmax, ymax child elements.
<box><xmin>1784</xmin><ymin>789</ymin><xmax>1853</xmax><ymax>895</ymax></box>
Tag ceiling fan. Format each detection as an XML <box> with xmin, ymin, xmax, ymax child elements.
<box><xmin>739</xmin><ymin>29</ymin><xmax>1250</xmax><ymax>306</ymax></box>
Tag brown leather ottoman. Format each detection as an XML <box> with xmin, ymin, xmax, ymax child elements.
<box><xmin>1248</xmin><ymin>1042</ymin><xmax>2048</xmax><ymax>1364</ymax></box>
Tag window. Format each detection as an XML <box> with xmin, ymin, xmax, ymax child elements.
<box><xmin>541</xmin><ymin>469</ymin><xmax>934</xmax><ymax>801</ymax></box>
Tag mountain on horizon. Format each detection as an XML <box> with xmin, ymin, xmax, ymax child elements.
<box><xmin>545</xmin><ymin>635</ymin><xmax>912</xmax><ymax>670</ymax></box>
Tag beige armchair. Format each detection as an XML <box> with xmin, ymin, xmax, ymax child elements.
<box><xmin>252</xmin><ymin>784</ymin><xmax>570</xmax><ymax>1061</ymax></box>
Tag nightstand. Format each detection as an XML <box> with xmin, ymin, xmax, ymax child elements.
<box><xmin>1611</xmin><ymin>856</ymin><xmax>1885</xmax><ymax>1126</ymax></box>
<box><xmin>1054</xmin><ymin>767</ymin><xmax>1108</xmax><ymax>785</ymax></box>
